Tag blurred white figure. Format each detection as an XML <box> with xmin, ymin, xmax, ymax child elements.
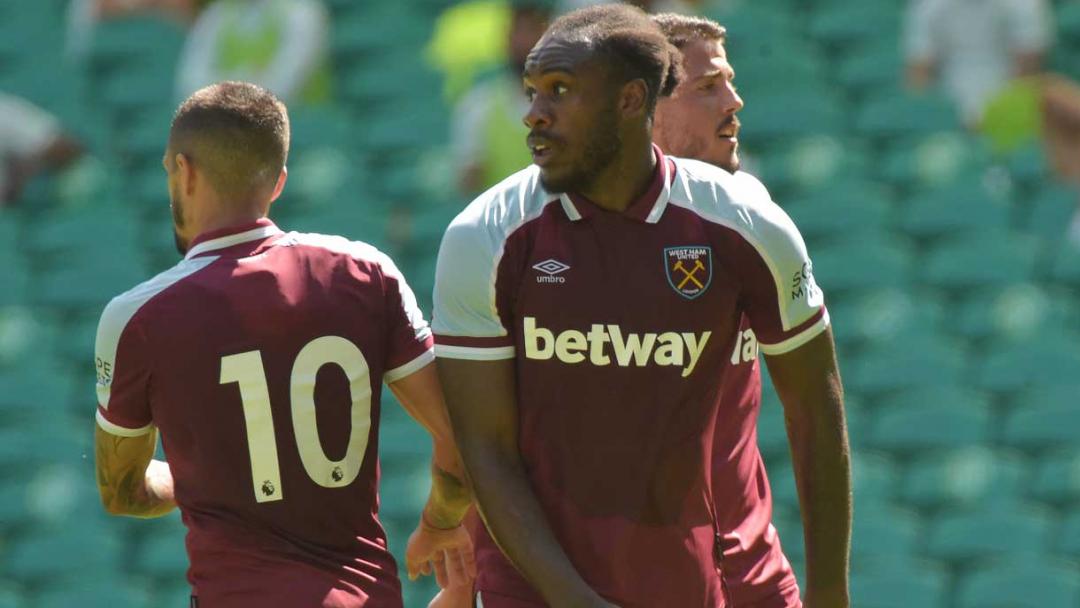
<box><xmin>175</xmin><ymin>0</ymin><xmax>330</xmax><ymax>105</ymax></box>
<box><xmin>0</xmin><ymin>94</ymin><xmax>82</xmax><ymax>206</ymax></box>
<box><xmin>904</xmin><ymin>0</ymin><xmax>1053</xmax><ymax>125</ymax></box>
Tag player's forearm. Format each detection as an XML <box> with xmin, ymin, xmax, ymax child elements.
<box><xmin>99</xmin><ymin>458</ymin><xmax>177</xmax><ymax>518</ymax></box>
<box><xmin>467</xmin><ymin>447</ymin><xmax>607</xmax><ymax>608</ymax></box>
<box><xmin>785</xmin><ymin>389</ymin><xmax>852</xmax><ymax>605</ymax></box>
<box><xmin>96</xmin><ymin>429</ymin><xmax>177</xmax><ymax>518</ymax></box>
<box><xmin>422</xmin><ymin>458</ymin><xmax>472</xmax><ymax>529</ymax></box>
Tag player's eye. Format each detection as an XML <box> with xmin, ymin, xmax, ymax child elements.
<box><xmin>524</xmin><ymin>86</ymin><xmax>536</xmax><ymax>102</ymax></box>
<box><xmin>553</xmin><ymin>83</ymin><xmax>569</xmax><ymax>97</ymax></box>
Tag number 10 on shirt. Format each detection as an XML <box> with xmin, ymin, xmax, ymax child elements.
<box><xmin>219</xmin><ymin>335</ymin><xmax>374</xmax><ymax>503</ymax></box>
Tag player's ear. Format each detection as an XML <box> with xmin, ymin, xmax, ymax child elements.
<box><xmin>269</xmin><ymin>166</ymin><xmax>288</xmax><ymax>204</ymax></box>
<box><xmin>174</xmin><ymin>153</ymin><xmax>197</xmax><ymax>196</ymax></box>
<box><xmin>619</xmin><ymin>78</ymin><xmax>648</xmax><ymax>119</ymax></box>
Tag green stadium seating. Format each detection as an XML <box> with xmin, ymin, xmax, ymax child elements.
<box><xmin>1003</xmin><ymin>400</ymin><xmax>1080</xmax><ymax>450</ymax></box>
<box><xmin>844</xmin><ymin>336</ymin><xmax>965</xmax><ymax>393</ymax></box>
<box><xmin>1049</xmin><ymin>238</ymin><xmax>1080</xmax><ymax>284</ymax></box>
<box><xmin>811</xmin><ymin>236</ymin><xmax>915</xmax><ymax>293</ymax></box>
<box><xmin>920</xmin><ymin>231</ymin><xmax>1039</xmax><ymax>289</ymax></box>
<box><xmin>850</xmin><ymin>560</ymin><xmax>947</xmax><ymax>608</ymax></box>
<box><xmin>900</xmin><ymin>447</ymin><xmax>1029</xmax><ymax>509</ymax></box>
<box><xmin>755</xmin><ymin>395</ymin><xmax>788</xmax><ymax>460</ymax></box>
<box><xmin>808</xmin><ymin>3</ymin><xmax>901</xmax><ymax>48</ymax></box>
<box><xmin>925</xmin><ymin>504</ymin><xmax>1051</xmax><ymax>562</ymax></box>
<box><xmin>974</xmin><ymin>336</ymin><xmax>1080</xmax><ymax>392</ymax></box>
<box><xmin>956</xmin><ymin>559</ymin><xmax>1080</xmax><ymax>608</ymax></box>
<box><xmin>857</xmin><ymin>91</ymin><xmax>960</xmax><ymax>138</ymax></box>
<box><xmin>152</xmin><ymin>584</ymin><xmax>194</xmax><ymax>608</ymax></box>
<box><xmin>87</xmin><ymin>16</ymin><xmax>186</xmax><ymax>70</ymax></box>
<box><xmin>850</xmin><ymin>451</ymin><xmax>899</xmax><ymax>507</ymax></box>
<box><xmin>783</xmin><ymin>181</ymin><xmax>893</xmax><ymax>243</ymax></box>
<box><xmin>0</xmin><ymin>586</ymin><xmax>25</xmax><ymax>608</ymax></box>
<box><xmin>1061</xmin><ymin>512</ymin><xmax>1080</xmax><ymax>558</ymax></box>
<box><xmin>738</xmin><ymin>93</ymin><xmax>846</xmax><ymax>141</ymax></box>
<box><xmin>1030</xmin><ymin>449</ymin><xmax>1080</xmax><ymax>505</ymax></box>
<box><xmin>878</xmin><ymin>133</ymin><xmax>991</xmax><ymax>189</ymax></box>
<box><xmin>379</xmin><ymin>419</ymin><xmax>433</xmax><ymax>467</ymax></box>
<box><xmin>850</xmin><ymin>506</ymin><xmax>920</xmax><ymax>564</ymax></box>
<box><xmin>898</xmin><ymin>178</ymin><xmax>1012</xmax><ymax>239</ymax></box>
<box><xmin>843</xmin><ymin>288</ymin><xmax>947</xmax><ymax>347</ymax></box>
<box><xmin>1003</xmin><ymin>142</ymin><xmax>1049</xmax><ymax>187</ymax></box>
<box><xmin>954</xmin><ymin>283</ymin><xmax>1072</xmax><ymax>340</ymax></box>
<box><xmin>3</xmin><ymin>520</ymin><xmax>123</xmax><ymax>583</ymax></box>
<box><xmin>378</xmin><ymin>464</ymin><xmax>432</xmax><ymax>520</ymax></box>
<box><xmin>868</xmin><ymin>395</ymin><xmax>990</xmax><ymax>453</ymax></box>
<box><xmin>836</xmin><ymin>41</ymin><xmax>904</xmax><ymax>97</ymax></box>
<box><xmin>135</xmin><ymin>528</ymin><xmax>189</xmax><ymax>580</ymax></box>
<box><xmin>1024</xmin><ymin>182</ymin><xmax>1078</xmax><ymax>242</ymax></box>
<box><xmin>35</xmin><ymin>582</ymin><xmax>152</xmax><ymax>608</ymax></box>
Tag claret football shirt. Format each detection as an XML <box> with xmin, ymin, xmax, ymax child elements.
<box><xmin>432</xmin><ymin>147</ymin><xmax>826</xmax><ymax>607</ymax></box>
<box><xmin>95</xmin><ymin>218</ymin><xmax>433</xmax><ymax>607</ymax></box>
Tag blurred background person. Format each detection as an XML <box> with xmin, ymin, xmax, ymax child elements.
<box><xmin>450</xmin><ymin>0</ymin><xmax>552</xmax><ymax>195</ymax></box>
<box><xmin>904</xmin><ymin>0</ymin><xmax>1053</xmax><ymax>128</ymax></box>
<box><xmin>66</xmin><ymin>0</ymin><xmax>199</xmax><ymax>60</ymax></box>
<box><xmin>0</xmin><ymin>93</ymin><xmax>83</xmax><ymax>207</ymax></box>
<box><xmin>175</xmin><ymin>0</ymin><xmax>331</xmax><ymax>105</ymax></box>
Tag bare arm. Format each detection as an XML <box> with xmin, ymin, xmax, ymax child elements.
<box><xmin>764</xmin><ymin>328</ymin><xmax>851</xmax><ymax>608</ymax></box>
<box><xmin>94</xmin><ymin>425</ymin><xmax>176</xmax><ymax>518</ymax></box>
<box><xmin>388</xmin><ymin>362</ymin><xmax>471</xmax><ymax>528</ymax></box>
<box><xmin>436</xmin><ymin>357</ymin><xmax>613</xmax><ymax>608</ymax></box>
<box><xmin>906</xmin><ymin>59</ymin><xmax>935</xmax><ymax>90</ymax></box>
<box><xmin>1013</xmin><ymin>51</ymin><xmax>1044</xmax><ymax>78</ymax></box>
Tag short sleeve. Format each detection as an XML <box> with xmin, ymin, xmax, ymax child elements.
<box><xmin>903</xmin><ymin>0</ymin><xmax>940</xmax><ymax>61</ymax></box>
<box><xmin>431</xmin><ymin>207</ymin><xmax>516</xmax><ymax>360</ymax></box>
<box><xmin>378</xmin><ymin>253</ymin><xmax>436</xmax><ymax>383</ymax></box>
<box><xmin>731</xmin><ymin>198</ymin><xmax>829</xmax><ymax>356</ymax></box>
<box><xmin>1006</xmin><ymin>0</ymin><xmax>1052</xmax><ymax>53</ymax></box>
<box><xmin>95</xmin><ymin>299</ymin><xmax>154</xmax><ymax>436</ymax></box>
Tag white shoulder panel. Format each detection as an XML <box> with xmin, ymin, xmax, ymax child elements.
<box><xmin>432</xmin><ymin>166</ymin><xmax>556</xmax><ymax>342</ymax></box>
<box><xmin>96</xmin><ymin>256</ymin><xmax>219</xmax><ymax>408</ymax></box>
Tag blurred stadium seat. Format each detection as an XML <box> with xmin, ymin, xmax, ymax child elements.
<box><xmin>955</xmin><ymin>558</ymin><xmax>1080</xmax><ymax>608</ymax></box>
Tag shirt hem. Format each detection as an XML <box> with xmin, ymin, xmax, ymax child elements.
<box><xmin>384</xmin><ymin>348</ymin><xmax>435</xmax><ymax>383</ymax></box>
<box><xmin>96</xmin><ymin>409</ymin><xmax>155</xmax><ymax>437</ymax></box>
<box><xmin>759</xmin><ymin>309</ymin><xmax>830</xmax><ymax>356</ymax></box>
<box><xmin>434</xmin><ymin>344</ymin><xmax>515</xmax><ymax>360</ymax></box>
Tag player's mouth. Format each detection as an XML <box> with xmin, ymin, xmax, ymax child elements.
<box><xmin>717</xmin><ymin>119</ymin><xmax>740</xmax><ymax>143</ymax></box>
<box><xmin>528</xmin><ymin>133</ymin><xmax>559</xmax><ymax>167</ymax></box>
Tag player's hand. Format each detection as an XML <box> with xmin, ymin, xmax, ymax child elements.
<box><xmin>405</xmin><ymin>517</ymin><xmax>476</xmax><ymax>590</ymax></box>
<box><xmin>427</xmin><ymin>585</ymin><xmax>473</xmax><ymax>608</ymax></box>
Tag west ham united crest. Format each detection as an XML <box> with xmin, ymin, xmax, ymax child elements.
<box><xmin>664</xmin><ymin>246</ymin><xmax>713</xmax><ymax>300</ymax></box>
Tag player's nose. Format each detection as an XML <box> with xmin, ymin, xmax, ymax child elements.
<box><xmin>523</xmin><ymin>98</ymin><xmax>552</xmax><ymax>130</ymax></box>
<box><xmin>723</xmin><ymin>82</ymin><xmax>744</xmax><ymax>115</ymax></box>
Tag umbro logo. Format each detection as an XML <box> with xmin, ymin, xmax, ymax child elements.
<box><xmin>533</xmin><ymin>259</ymin><xmax>569</xmax><ymax>284</ymax></box>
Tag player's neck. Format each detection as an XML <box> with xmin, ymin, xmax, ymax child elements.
<box><xmin>579</xmin><ymin>141</ymin><xmax>656</xmax><ymax>214</ymax></box>
<box><xmin>193</xmin><ymin>203</ymin><xmax>270</xmax><ymax>239</ymax></box>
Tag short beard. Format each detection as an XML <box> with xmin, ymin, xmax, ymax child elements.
<box><xmin>539</xmin><ymin>106</ymin><xmax>622</xmax><ymax>194</ymax></box>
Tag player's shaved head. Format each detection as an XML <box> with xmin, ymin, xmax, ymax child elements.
<box><xmin>168</xmin><ymin>82</ymin><xmax>290</xmax><ymax>203</ymax></box>
<box><xmin>651</xmin><ymin>13</ymin><xmax>727</xmax><ymax>50</ymax></box>
<box><xmin>539</xmin><ymin>3</ymin><xmax>683</xmax><ymax>118</ymax></box>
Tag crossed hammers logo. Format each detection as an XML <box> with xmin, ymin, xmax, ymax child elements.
<box><xmin>673</xmin><ymin>259</ymin><xmax>706</xmax><ymax>290</ymax></box>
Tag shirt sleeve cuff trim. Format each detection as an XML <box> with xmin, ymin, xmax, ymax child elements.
<box><xmin>96</xmin><ymin>409</ymin><xmax>155</xmax><ymax>437</ymax></box>
<box><xmin>384</xmin><ymin>348</ymin><xmax>436</xmax><ymax>383</ymax></box>
<box><xmin>434</xmin><ymin>344</ymin><xmax>516</xmax><ymax>361</ymax></box>
<box><xmin>759</xmin><ymin>308</ymin><xmax>830</xmax><ymax>356</ymax></box>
